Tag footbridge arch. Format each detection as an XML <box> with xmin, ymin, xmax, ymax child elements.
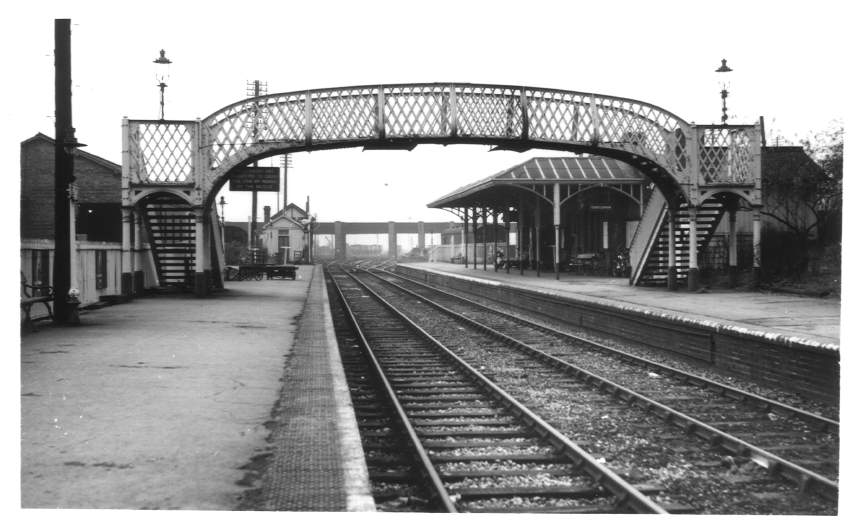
<box><xmin>121</xmin><ymin>82</ymin><xmax>762</xmax><ymax>294</ymax></box>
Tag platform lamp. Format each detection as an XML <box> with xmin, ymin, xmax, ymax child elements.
<box><xmin>218</xmin><ymin>195</ymin><xmax>226</xmax><ymax>246</ymax></box>
<box><xmin>301</xmin><ymin>215</ymin><xmax>316</xmax><ymax>264</ymax></box>
<box><xmin>715</xmin><ymin>58</ymin><xmax>732</xmax><ymax>125</ymax></box>
<box><xmin>154</xmin><ymin>49</ymin><xmax>172</xmax><ymax>120</ymax></box>
<box><xmin>59</xmin><ymin>128</ymin><xmax>86</xmax><ymax>325</ymax></box>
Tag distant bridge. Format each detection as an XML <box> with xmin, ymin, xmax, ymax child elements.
<box><xmin>313</xmin><ymin>221</ymin><xmax>454</xmax><ymax>259</ymax></box>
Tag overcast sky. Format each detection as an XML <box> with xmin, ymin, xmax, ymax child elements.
<box><xmin>5</xmin><ymin>0</ymin><xmax>847</xmax><ymax>226</ymax></box>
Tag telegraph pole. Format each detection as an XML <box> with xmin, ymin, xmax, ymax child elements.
<box><xmin>247</xmin><ymin>80</ymin><xmax>266</xmax><ymax>258</ymax></box>
<box><xmin>53</xmin><ymin>19</ymin><xmax>77</xmax><ymax>324</ymax></box>
<box><xmin>280</xmin><ymin>153</ymin><xmax>292</xmax><ymax>212</ymax></box>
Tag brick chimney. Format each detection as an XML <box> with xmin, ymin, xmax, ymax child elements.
<box><xmin>263</xmin><ymin>205</ymin><xmax>271</xmax><ymax>224</ymax></box>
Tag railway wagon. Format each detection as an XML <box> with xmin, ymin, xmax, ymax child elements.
<box><xmin>225</xmin><ymin>264</ymin><xmax>298</xmax><ymax>281</ymax></box>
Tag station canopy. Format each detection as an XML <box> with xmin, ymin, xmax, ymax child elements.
<box><xmin>428</xmin><ymin>155</ymin><xmax>646</xmax><ymax>209</ymax></box>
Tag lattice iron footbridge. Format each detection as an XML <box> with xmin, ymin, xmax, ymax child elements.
<box><xmin>120</xmin><ymin>82</ymin><xmax>762</xmax><ymax>295</ymax></box>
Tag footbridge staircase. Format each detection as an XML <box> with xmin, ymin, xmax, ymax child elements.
<box><xmin>629</xmin><ymin>187</ymin><xmax>726</xmax><ymax>286</ymax></box>
<box><xmin>141</xmin><ymin>194</ymin><xmax>195</xmax><ymax>288</ymax></box>
<box><xmin>139</xmin><ymin>194</ymin><xmax>224</xmax><ymax>290</ymax></box>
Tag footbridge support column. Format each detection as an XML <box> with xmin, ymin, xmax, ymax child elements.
<box><xmin>121</xmin><ymin>207</ymin><xmax>134</xmax><ymax>299</ymax></box>
<box><xmin>687</xmin><ymin>206</ymin><xmax>699</xmax><ymax>291</ymax></box>
<box><xmin>728</xmin><ymin>202</ymin><xmax>739</xmax><ymax>288</ymax></box>
<box><xmin>666</xmin><ymin>206</ymin><xmax>677</xmax><ymax>291</ymax></box>
<box><xmin>194</xmin><ymin>207</ymin><xmax>209</xmax><ymax>297</ymax></box>
<box><xmin>752</xmin><ymin>206</ymin><xmax>762</xmax><ymax>288</ymax></box>
<box><xmin>388</xmin><ymin>222</ymin><xmax>397</xmax><ymax>260</ymax></box>
<box><xmin>133</xmin><ymin>211</ymin><xmax>145</xmax><ymax>295</ymax></box>
<box><xmin>334</xmin><ymin>221</ymin><xmax>346</xmax><ymax>261</ymax></box>
<box><xmin>417</xmin><ymin>221</ymin><xmax>425</xmax><ymax>253</ymax></box>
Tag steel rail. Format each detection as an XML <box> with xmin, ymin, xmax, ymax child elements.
<box><xmin>327</xmin><ymin>268</ymin><xmax>457</xmax><ymax>512</ymax></box>
<box><xmin>344</xmin><ymin>268</ymin><xmax>669</xmax><ymax>514</ymax></box>
<box><xmin>367</xmin><ymin>269</ymin><xmax>839</xmax><ymax>501</ymax></box>
<box><xmin>380</xmin><ymin>269</ymin><xmax>839</xmax><ymax>432</ymax></box>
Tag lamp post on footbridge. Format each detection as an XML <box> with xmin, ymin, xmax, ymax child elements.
<box><xmin>154</xmin><ymin>49</ymin><xmax>172</xmax><ymax>120</ymax></box>
<box><xmin>715</xmin><ymin>58</ymin><xmax>732</xmax><ymax>125</ymax></box>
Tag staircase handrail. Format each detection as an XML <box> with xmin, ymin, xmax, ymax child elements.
<box><xmin>628</xmin><ymin>186</ymin><xmax>668</xmax><ymax>285</ymax></box>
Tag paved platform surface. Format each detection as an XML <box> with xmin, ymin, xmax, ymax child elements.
<box><xmin>402</xmin><ymin>262</ymin><xmax>841</xmax><ymax>348</ymax></box>
<box><xmin>18</xmin><ymin>265</ymin><xmax>372</xmax><ymax>512</ymax></box>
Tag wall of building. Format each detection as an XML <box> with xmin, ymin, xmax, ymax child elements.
<box><xmin>20</xmin><ymin>135</ymin><xmax>122</xmax><ymax>241</ymax></box>
<box><xmin>20</xmin><ymin>139</ymin><xmax>58</xmax><ymax>239</ymax></box>
<box><xmin>262</xmin><ymin>225</ymin><xmax>307</xmax><ymax>263</ymax></box>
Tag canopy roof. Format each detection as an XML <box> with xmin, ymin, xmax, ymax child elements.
<box><xmin>429</xmin><ymin>156</ymin><xmax>645</xmax><ymax>209</ymax></box>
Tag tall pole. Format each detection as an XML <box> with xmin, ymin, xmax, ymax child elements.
<box><xmin>219</xmin><ymin>196</ymin><xmax>226</xmax><ymax>256</ymax></box>
<box><xmin>463</xmin><ymin>208</ymin><xmax>468</xmax><ymax>268</ymax></box>
<box><xmin>159</xmin><ymin>83</ymin><xmax>166</xmax><ymax>119</ymax></box>
<box><xmin>472</xmin><ymin>210</ymin><xmax>478</xmax><ymax>270</ymax></box>
<box><xmin>249</xmin><ymin>80</ymin><xmax>261</xmax><ymax>254</ymax></box>
<box><xmin>482</xmin><ymin>208</ymin><xmax>488</xmax><ymax>271</ymax></box>
<box><xmin>305</xmin><ymin>195</ymin><xmax>311</xmax><ymax>264</ymax></box>
<box><xmin>518</xmin><ymin>198</ymin><xmax>525</xmax><ymax>276</ymax></box>
<box><xmin>504</xmin><ymin>207</ymin><xmax>511</xmax><ymax>274</ymax></box>
<box><xmin>553</xmin><ymin>184</ymin><xmax>561</xmax><ymax>280</ymax></box>
<box><xmin>53</xmin><ymin>19</ymin><xmax>74</xmax><ymax>324</ymax></box>
<box><xmin>534</xmin><ymin>202</ymin><xmax>541</xmax><ymax>277</ymax></box>
<box><xmin>284</xmin><ymin>154</ymin><xmax>289</xmax><ymax>211</ymax></box>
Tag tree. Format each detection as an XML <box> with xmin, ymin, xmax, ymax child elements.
<box><xmin>760</xmin><ymin>122</ymin><xmax>843</xmax><ymax>276</ymax></box>
<box><xmin>801</xmin><ymin>122</ymin><xmax>843</xmax><ymax>245</ymax></box>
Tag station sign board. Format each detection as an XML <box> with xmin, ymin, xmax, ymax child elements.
<box><xmin>229</xmin><ymin>167</ymin><xmax>280</xmax><ymax>192</ymax></box>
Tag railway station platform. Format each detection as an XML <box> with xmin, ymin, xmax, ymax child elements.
<box><xmin>17</xmin><ymin>265</ymin><xmax>373</xmax><ymax>512</ymax></box>
<box><xmin>398</xmin><ymin>262</ymin><xmax>841</xmax><ymax>349</ymax></box>
<box><xmin>15</xmin><ymin>260</ymin><xmax>841</xmax><ymax>515</ymax></box>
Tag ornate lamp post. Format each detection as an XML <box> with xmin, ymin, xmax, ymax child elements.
<box><xmin>301</xmin><ymin>216</ymin><xmax>316</xmax><ymax>264</ymax></box>
<box><xmin>218</xmin><ymin>195</ymin><xmax>227</xmax><ymax>247</ymax></box>
<box><xmin>154</xmin><ymin>49</ymin><xmax>172</xmax><ymax>120</ymax></box>
<box><xmin>715</xmin><ymin>58</ymin><xmax>732</xmax><ymax>125</ymax></box>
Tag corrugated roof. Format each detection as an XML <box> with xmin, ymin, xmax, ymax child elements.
<box><xmin>429</xmin><ymin>155</ymin><xmax>644</xmax><ymax>208</ymax></box>
<box><xmin>493</xmin><ymin>156</ymin><xmax>641</xmax><ymax>182</ymax></box>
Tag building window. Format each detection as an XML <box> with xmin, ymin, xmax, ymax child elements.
<box><xmin>278</xmin><ymin>231</ymin><xmax>290</xmax><ymax>250</ymax></box>
<box><xmin>31</xmin><ymin>250</ymin><xmax>50</xmax><ymax>296</ymax></box>
<box><xmin>95</xmin><ymin>250</ymin><xmax>107</xmax><ymax>290</ymax></box>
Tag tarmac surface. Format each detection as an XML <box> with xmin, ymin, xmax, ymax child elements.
<box><xmin>18</xmin><ymin>265</ymin><xmax>370</xmax><ymax>511</ymax></box>
<box><xmin>406</xmin><ymin>262</ymin><xmax>841</xmax><ymax>348</ymax></box>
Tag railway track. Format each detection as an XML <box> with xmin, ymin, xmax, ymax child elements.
<box><xmin>326</xmin><ymin>265</ymin><xmax>674</xmax><ymax>513</ymax></box>
<box><xmin>337</xmin><ymin>265</ymin><xmax>837</xmax><ymax>514</ymax></box>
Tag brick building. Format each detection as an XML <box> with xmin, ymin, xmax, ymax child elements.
<box><xmin>260</xmin><ymin>202</ymin><xmax>313</xmax><ymax>264</ymax></box>
<box><xmin>20</xmin><ymin>133</ymin><xmax>148</xmax><ymax>308</ymax></box>
<box><xmin>20</xmin><ymin>132</ymin><xmax>121</xmax><ymax>242</ymax></box>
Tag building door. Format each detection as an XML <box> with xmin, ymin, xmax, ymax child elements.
<box><xmin>278</xmin><ymin>231</ymin><xmax>290</xmax><ymax>264</ymax></box>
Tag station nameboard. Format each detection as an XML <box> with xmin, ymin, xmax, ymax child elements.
<box><xmin>229</xmin><ymin>167</ymin><xmax>280</xmax><ymax>192</ymax></box>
